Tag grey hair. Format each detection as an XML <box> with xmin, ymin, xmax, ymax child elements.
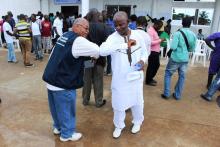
<box><xmin>113</xmin><ymin>11</ymin><xmax>128</xmax><ymax>21</ymax></box>
<box><xmin>73</xmin><ymin>18</ymin><xmax>88</xmax><ymax>25</ymax></box>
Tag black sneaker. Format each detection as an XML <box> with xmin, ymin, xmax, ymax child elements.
<box><xmin>25</xmin><ymin>63</ymin><xmax>34</xmax><ymax>67</ymax></box>
<box><xmin>200</xmin><ymin>94</ymin><xmax>211</xmax><ymax>102</ymax></box>
<box><xmin>152</xmin><ymin>79</ymin><xmax>157</xmax><ymax>84</ymax></box>
<box><xmin>96</xmin><ymin>99</ymin><xmax>106</xmax><ymax>108</ymax></box>
<box><xmin>145</xmin><ymin>82</ymin><xmax>157</xmax><ymax>86</ymax></box>
<box><xmin>161</xmin><ymin>94</ymin><xmax>169</xmax><ymax>99</ymax></box>
<box><xmin>82</xmin><ymin>100</ymin><xmax>89</xmax><ymax>106</ymax></box>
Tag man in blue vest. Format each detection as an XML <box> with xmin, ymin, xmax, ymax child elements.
<box><xmin>42</xmin><ymin>18</ymin><xmax>100</xmax><ymax>142</ymax></box>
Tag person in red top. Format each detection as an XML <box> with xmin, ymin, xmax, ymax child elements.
<box><xmin>0</xmin><ymin>16</ymin><xmax>6</xmax><ymax>47</ymax></box>
<box><xmin>41</xmin><ymin>15</ymin><xmax>52</xmax><ymax>53</ymax></box>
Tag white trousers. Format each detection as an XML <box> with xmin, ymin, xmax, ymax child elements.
<box><xmin>113</xmin><ymin>104</ymin><xmax>144</xmax><ymax>129</ymax></box>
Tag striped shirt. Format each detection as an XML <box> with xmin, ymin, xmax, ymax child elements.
<box><xmin>15</xmin><ymin>20</ymin><xmax>31</xmax><ymax>40</ymax></box>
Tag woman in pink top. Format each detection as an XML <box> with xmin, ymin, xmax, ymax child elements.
<box><xmin>145</xmin><ymin>20</ymin><xmax>164</xmax><ymax>86</ymax></box>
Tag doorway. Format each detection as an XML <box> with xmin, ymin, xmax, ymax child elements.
<box><xmin>61</xmin><ymin>6</ymin><xmax>79</xmax><ymax>18</ymax></box>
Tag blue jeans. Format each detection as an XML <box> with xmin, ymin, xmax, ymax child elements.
<box><xmin>47</xmin><ymin>89</ymin><xmax>76</xmax><ymax>139</ymax></box>
<box><xmin>33</xmin><ymin>35</ymin><xmax>43</xmax><ymax>58</ymax></box>
<box><xmin>204</xmin><ymin>69</ymin><xmax>220</xmax><ymax>100</ymax></box>
<box><xmin>7</xmin><ymin>43</ymin><xmax>16</xmax><ymax>62</ymax></box>
<box><xmin>163</xmin><ymin>59</ymin><xmax>188</xmax><ymax>99</ymax></box>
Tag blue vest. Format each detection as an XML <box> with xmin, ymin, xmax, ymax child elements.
<box><xmin>43</xmin><ymin>31</ymin><xmax>85</xmax><ymax>89</ymax></box>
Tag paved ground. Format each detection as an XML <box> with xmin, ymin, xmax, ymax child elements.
<box><xmin>0</xmin><ymin>48</ymin><xmax>220</xmax><ymax>147</ymax></box>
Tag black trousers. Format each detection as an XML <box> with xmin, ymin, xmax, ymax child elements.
<box><xmin>82</xmin><ymin>64</ymin><xmax>104</xmax><ymax>105</ymax></box>
<box><xmin>145</xmin><ymin>51</ymin><xmax>160</xmax><ymax>83</ymax></box>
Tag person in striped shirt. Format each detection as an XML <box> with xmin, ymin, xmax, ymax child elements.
<box><xmin>14</xmin><ymin>14</ymin><xmax>33</xmax><ymax>67</ymax></box>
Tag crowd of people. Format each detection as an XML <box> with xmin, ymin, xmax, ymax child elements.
<box><xmin>0</xmin><ymin>11</ymin><xmax>81</xmax><ymax>67</ymax></box>
<box><xmin>0</xmin><ymin>8</ymin><xmax>220</xmax><ymax>142</ymax></box>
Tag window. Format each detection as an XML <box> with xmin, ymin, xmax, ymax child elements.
<box><xmin>105</xmin><ymin>5</ymin><xmax>131</xmax><ymax>18</ymax></box>
<box><xmin>172</xmin><ymin>7</ymin><xmax>214</xmax><ymax>26</ymax></box>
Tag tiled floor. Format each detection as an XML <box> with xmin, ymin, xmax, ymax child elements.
<box><xmin>0</xmin><ymin>48</ymin><xmax>220</xmax><ymax>147</ymax></box>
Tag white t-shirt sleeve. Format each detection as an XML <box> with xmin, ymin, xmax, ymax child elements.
<box><xmin>99</xmin><ymin>34</ymin><xmax>128</xmax><ymax>56</ymax></box>
<box><xmin>53</xmin><ymin>19</ymin><xmax>58</xmax><ymax>28</ymax></box>
<box><xmin>72</xmin><ymin>36</ymin><xmax>100</xmax><ymax>58</ymax></box>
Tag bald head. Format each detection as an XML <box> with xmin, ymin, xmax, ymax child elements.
<box><xmin>72</xmin><ymin>18</ymin><xmax>89</xmax><ymax>37</ymax></box>
<box><xmin>113</xmin><ymin>11</ymin><xmax>128</xmax><ymax>22</ymax></box>
<box><xmin>113</xmin><ymin>11</ymin><xmax>129</xmax><ymax>36</ymax></box>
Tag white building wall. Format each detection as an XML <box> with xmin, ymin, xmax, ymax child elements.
<box><xmin>90</xmin><ymin>0</ymin><xmax>104</xmax><ymax>12</ymax></box>
<box><xmin>41</xmin><ymin>0</ymin><xmax>49</xmax><ymax>15</ymax></box>
<box><xmin>0</xmin><ymin>0</ymin><xmax>41</xmax><ymax>18</ymax></box>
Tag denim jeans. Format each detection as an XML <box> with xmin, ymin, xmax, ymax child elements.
<box><xmin>7</xmin><ymin>43</ymin><xmax>16</xmax><ymax>62</ymax></box>
<box><xmin>47</xmin><ymin>89</ymin><xmax>76</xmax><ymax>139</ymax></box>
<box><xmin>33</xmin><ymin>35</ymin><xmax>43</xmax><ymax>58</ymax></box>
<box><xmin>163</xmin><ymin>59</ymin><xmax>188</xmax><ymax>99</ymax></box>
<box><xmin>204</xmin><ymin>69</ymin><xmax>220</xmax><ymax>100</ymax></box>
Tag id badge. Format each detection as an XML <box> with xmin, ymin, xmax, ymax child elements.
<box><xmin>84</xmin><ymin>60</ymin><xmax>94</xmax><ymax>68</ymax></box>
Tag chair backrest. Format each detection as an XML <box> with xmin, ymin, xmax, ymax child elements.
<box><xmin>165</xmin><ymin>39</ymin><xmax>171</xmax><ymax>56</ymax></box>
<box><xmin>166</xmin><ymin>38</ymin><xmax>170</xmax><ymax>50</ymax></box>
<box><xmin>0</xmin><ymin>32</ymin><xmax>2</xmax><ymax>47</ymax></box>
<box><xmin>194</xmin><ymin>40</ymin><xmax>206</xmax><ymax>55</ymax></box>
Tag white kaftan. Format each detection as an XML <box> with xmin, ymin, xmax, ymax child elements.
<box><xmin>100</xmin><ymin>30</ymin><xmax>149</xmax><ymax>111</ymax></box>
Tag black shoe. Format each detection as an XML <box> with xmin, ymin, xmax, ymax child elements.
<box><xmin>145</xmin><ymin>82</ymin><xmax>156</xmax><ymax>86</ymax></box>
<box><xmin>25</xmin><ymin>63</ymin><xmax>34</xmax><ymax>67</ymax></box>
<box><xmin>82</xmin><ymin>100</ymin><xmax>89</xmax><ymax>106</ymax></box>
<box><xmin>161</xmin><ymin>94</ymin><xmax>169</xmax><ymax>99</ymax></box>
<box><xmin>200</xmin><ymin>94</ymin><xmax>211</xmax><ymax>102</ymax></box>
<box><xmin>96</xmin><ymin>99</ymin><xmax>106</xmax><ymax>108</ymax></box>
<box><xmin>152</xmin><ymin>79</ymin><xmax>157</xmax><ymax>84</ymax></box>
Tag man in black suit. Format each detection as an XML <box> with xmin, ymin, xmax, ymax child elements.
<box><xmin>82</xmin><ymin>9</ymin><xmax>112</xmax><ymax>107</ymax></box>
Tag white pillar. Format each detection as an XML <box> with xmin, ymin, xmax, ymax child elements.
<box><xmin>151</xmin><ymin>0</ymin><xmax>157</xmax><ymax>18</ymax></box>
<box><xmin>211</xmin><ymin>0</ymin><xmax>220</xmax><ymax>33</ymax></box>
<box><xmin>40</xmin><ymin>0</ymin><xmax>49</xmax><ymax>15</ymax></box>
<box><xmin>81</xmin><ymin>0</ymin><xmax>89</xmax><ymax>17</ymax></box>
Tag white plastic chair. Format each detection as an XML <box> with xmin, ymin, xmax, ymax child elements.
<box><xmin>0</xmin><ymin>32</ymin><xmax>2</xmax><ymax>47</ymax></box>
<box><xmin>160</xmin><ymin>46</ymin><xmax>164</xmax><ymax>59</ymax></box>
<box><xmin>160</xmin><ymin>38</ymin><xmax>171</xmax><ymax>59</ymax></box>
<box><xmin>165</xmin><ymin>38</ymin><xmax>171</xmax><ymax>60</ymax></box>
<box><xmin>13</xmin><ymin>39</ymin><xmax>21</xmax><ymax>51</ymax></box>
<box><xmin>191</xmin><ymin>40</ymin><xmax>207</xmax><ymax>67</ymax></box>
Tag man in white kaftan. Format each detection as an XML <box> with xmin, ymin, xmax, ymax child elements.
<box><xmin>99</xmin><ymin>11</ymin><xmax>149</xmax><ymax>138</ymax></box>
